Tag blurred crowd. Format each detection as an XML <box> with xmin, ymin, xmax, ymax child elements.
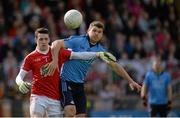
<box><xmin>0</xmin><ymin>0</ymin><xmax>180</xmax><ymax>116</ymax></box>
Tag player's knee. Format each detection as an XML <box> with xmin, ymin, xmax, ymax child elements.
<box><xmin>64</xmin><ymin>105</ymin><xmax>76</xmax><ymax>117</ymax></box>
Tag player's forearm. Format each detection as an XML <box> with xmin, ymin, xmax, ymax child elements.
<box><xmin>51</xmin><ymin>46</ymin><xmax>59</xmax><ymax>63</ymax></box>
<box><xmin>141</xmin><ymin>84</ymin><xmax>147</xmax><ymax>98</ymax></box>
<box><xmin>16</xmin><ymin>69</ymin><xmax>28</xmax><ymax>85</ymax></box>
<box><xmin>70</xmin><ymin>52</ymin><xmax>97</xmax><ymax>60</ymax></box>
<box><xmin>168</xmin><ymin>85</ymin><xmax>173</xmax><ymax>101</ymax></box>
<box><xmin>109</xmin><ymin>62</ymin><xmax>134</xmax><ymax>83</ymax></box>
<box><xmin>51</xmin><ymin>40</ymin><xmax>65</xmax><ymax>62</ymax></box>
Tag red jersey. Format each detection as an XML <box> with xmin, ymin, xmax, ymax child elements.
<box><xmin>22</xmin><ymin>48</ymin><xmax>71</xmax><ymax>100</ymax></box>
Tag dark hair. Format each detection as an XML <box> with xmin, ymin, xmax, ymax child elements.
<box><xmin>89</xmin><ymin>21</ymin><xmax>105</xmax><ymax>30</ymax></box>
<box><xmin>35</xmin><ymin>28</ymin><xmax>49</xmax><ymax>39</ymax></box>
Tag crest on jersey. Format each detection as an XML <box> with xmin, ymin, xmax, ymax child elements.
<box><xmin>40</xmin><ymin>65</ymin><xmax>49</xmax><ymax>76</ymax></box>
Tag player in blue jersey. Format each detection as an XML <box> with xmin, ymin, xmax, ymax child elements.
<box><xmin>47</xmin><ymin>21</ymin><xmax>141</xmax><ymax>117</ymax></box>
<box><xmin>141</xmin><ymin>56</ymin><xmax>172</xmax><ymax>117</ymax></box>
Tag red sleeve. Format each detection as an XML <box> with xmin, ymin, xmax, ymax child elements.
<box><xmin>58</xmin><ymin>48</ymin><xmax>71</xmax><ymax>64</ymax></box>
<box><xmin>21</xmin><ymin>55</ymin><xmax>32</xmax><ymax>71</ymax></box>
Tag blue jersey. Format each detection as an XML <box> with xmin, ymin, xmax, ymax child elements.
<box><xmin>143</xmin><ymin>70</ymin><xmax>171</xmax><ymax>105</ymax></box>
<box><xmin>60</xmin><ymin>35</ymin><xmax>106</xmax><ymax>83</ymax></box>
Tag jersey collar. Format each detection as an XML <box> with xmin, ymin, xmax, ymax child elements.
<box><xmin>152</xmin><ymin>69</ymin><xmax>164</xmax><ymax>75</ymax></box>
<box><xmin>36</xmin><ymin>46</ymin><xmax>50</xmax><ymax>55</ymax></box>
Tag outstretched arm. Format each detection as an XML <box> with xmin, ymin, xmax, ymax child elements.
<box><xmin>108</xmin><ymin>61</ymin><xmax>141</xmax><ymax>91</ymax></box>
<box><xmin>46</xmin><ymin>51</ymin><xmax>112</xmax><ymax>76</ymax></box>
<box><xmin>97</xmin><ymin>52</ymin><xmax>141</xmax><ymax>91</ymax></box>
<box><xmin>70</xmin><ymin>52</ymin><xmax>97</xmax><ymax>60</ymax></box>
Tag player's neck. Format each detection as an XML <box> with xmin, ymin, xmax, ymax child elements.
<box><xmin>153</xmin><ymin>68</ymin><xmax>163</xmax><ymax>74</ymax></box>
<box><xmin>36</xmin><ymin>46</ymin><xmax>50</xmax><ymax>55</ymax></box>
<box><xmin>87</xmin><ymin>34</ymin><xmax>97</xmax><ymax>46</ymax></box>
<box><xmin>90</xmin><ymin>41</ymin><xmax>97</xmax><ymax>45</ymax></box>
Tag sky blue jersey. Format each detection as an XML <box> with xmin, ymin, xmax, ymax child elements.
<box><xmin>143</xmin><ymin>70</ymin><xmax>172</xmax><ymax>105</ymax></box>
<box><xmin>60</xmin><ymin>35</ymin><xmax>106</xmax><ymax>83</ymax></box>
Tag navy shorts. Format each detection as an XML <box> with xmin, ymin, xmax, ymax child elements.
<box><xmin>61</xmin><ymin>79</ymin><xmax>86</xmax><ymax>114</ymax></box>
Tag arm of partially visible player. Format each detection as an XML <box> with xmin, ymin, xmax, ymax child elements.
<box><xmin>167</xmin><ymin>83</ymin><xmax>173</xmax><ymax>110</ymax></box>
<box><xmin>16</xmin><ymin>69</ymin><xmax>31</xmax><ymax>94</ymax></box>
<box><xmin>167</xmin><ymin>74</ymin><xmax>172</xmax><ymax>102</ymax></box>
<box><xmin>141</xmin><ymin>84</ymin><xmax>147</xmax><ymax>99</ymax></box>
<box><xmin>108</xmin><ymin>62</ymin><xmax>141</xmax><ymax>91</ymax></box>
<box><xmin>70</xmin><ymin>52</ymin><xmax>97</xmax><ymax>60</ymax></box>
<box><xmin>46</xmin><ymin>40</ymin><xmax>65</xmax><ymax>76</ymax></box>
<box><xmin>166</xmin><ymin>74</ymin><xmax>173</xmax><ymax>110</ymax></box>
<box><xmin>141</xmin><ymin>84</ymin><xmax>148</xmax><ymax>107</ymax></box>
<box><xmin>168</xmin><ymin>84</ymin><xmax>172</xmax><ymax>102</ymax></box>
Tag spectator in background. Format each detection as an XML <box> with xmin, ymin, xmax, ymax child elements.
<box><xmin>3</xmin><ymin>50</ymin><xmax>18</xmax><ymax>88</ymax></box>
<box><xmin>141</xmin><ymin>55</ymin><xmax>173</xmax><ymax>117</ymax></box>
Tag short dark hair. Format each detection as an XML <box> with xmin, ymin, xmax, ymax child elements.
<box><xmin>35</xmin><ymin>28</ymin><xmax>49</xmax><ymax>39</ymax></box>
<box><xmin>89</xmin><ymin>21</ymin><xmax>105</xmax><ymax>30</ymax></box>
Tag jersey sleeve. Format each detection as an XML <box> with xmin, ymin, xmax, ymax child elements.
<box><xmin>21</xmin><ymin>55</ymin><xmax>32</xmax><ymax>71</ymax></box>
<box><xmin>58</xmin><ymin>48</ymin><xmax>72</xmax><ymax>64</ymax></box>
<box><xmin>64</xmin><ymin>36</ymin><xmax>79</xmax><ymax>49</ymax></box>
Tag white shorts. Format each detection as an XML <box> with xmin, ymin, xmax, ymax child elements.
<box><xmin>30</xmin><ymin>94</ymin><xmax>63</xmax><ymax>117</ymax></box>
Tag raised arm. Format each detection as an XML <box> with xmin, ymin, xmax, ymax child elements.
<box><xmin>51</xmin><ymin>40</ymin><xmax>66</xmax><ymax>63</ymax></box>
<box><xmin>46</xmin><ymin>40</ymin><xmax>65</xmax><ymax>76</ymax></box>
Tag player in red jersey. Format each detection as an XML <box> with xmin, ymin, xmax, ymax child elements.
<box><xmin>15</xmin><ymin>28</ymin><xmax>110</xmax><ymax>117</ymax></box>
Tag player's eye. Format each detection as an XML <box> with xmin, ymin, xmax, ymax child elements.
<box><xmin>98</xmin><ymin>31</ymin><xmax>102</xmax><ymax>34</ymax></box>
<box><xmin>44</xmin><ymin>38</ymin><xmax>48</xmax><ymax>40</ymax></box>
<box><xmin>39</xmin><ymin>38</ymin><xmax>43</xmax><ymax>41</ymax></box>
<box><xmin>92</xmin><ymin>29</ymin><xmax>97</xmax><ymax>32</ymax></box>
<box><xmin>39</xmin><ymin>38</ymin><xmax>48</xmax><ymax>41</ymax></box>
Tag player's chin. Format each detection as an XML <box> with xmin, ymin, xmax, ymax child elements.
<box><xmin>40</xmin><ymin>46</ymin><xmax>48</xmax><ymax>51</ymax></box>
<box><xmin>93</xmin><ymin>37</ymin><xmax>101</xmax><ymax>43</ymax></box>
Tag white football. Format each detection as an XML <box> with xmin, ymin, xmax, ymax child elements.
<box><xmin>64</xmin><ymin>9</ymin><xmax>83</xmax><ymax>29</ymax></box>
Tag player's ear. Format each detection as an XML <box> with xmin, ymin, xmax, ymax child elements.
<box><xmin>35</xmin><ymin>35</ymin><xmax>38</xmax><ymax>43</ymax></box>
<box><xmin>87</xmin><ymin>28</ymin><xmax>90</xmax><ymax>33</ymax></box>
<box><xmin>87</xmin><ymin>26</ymin><xmax>92</xmax><ymax>32</ymax></box>
<box><xmin>35</xmin><ymin>37</ymin><xmax>37</xmax><ymax>43</ymax></box>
